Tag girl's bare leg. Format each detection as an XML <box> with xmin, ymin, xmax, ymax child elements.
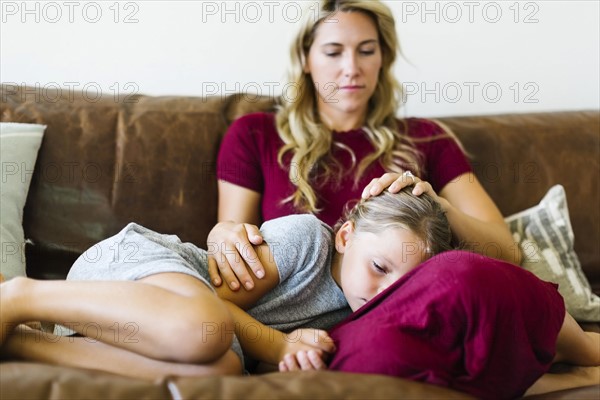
<box><xmin>525</xmin><ymin>366</ymin><xmax>600</xmax><ymax>396</ymax></box>
<box><xmin>554</xmin><ymin>312</ymin><xmax>600</xmax><ymax>366</ymax></box>
<box><xmin>2</xmin><ymin>325</ymin><xmax>242</xmax><ymax>379</ymax></box>
<box><xmin>1</xmin><ymin>273</ymin><xmax>234</xmax><ymax>364</ymax></box>
<box><xmin>525</xmin><ymin>312</ymin><xmax>600</xmax><ymax>396</ymax></box>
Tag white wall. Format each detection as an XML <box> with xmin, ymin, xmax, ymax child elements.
<box><xmin>1</xmin><ymin>0</ymin><xmax>598</xmax><ymax>117</ymax></box>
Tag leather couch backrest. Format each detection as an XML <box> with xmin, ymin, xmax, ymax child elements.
<box><xmin>439</xmin><ymin>113</ymin><xmax>599</xmax><ymax>286</ymax></box>
<box><xmin>1</xmin><ymin>85</ymin><xmax>598</xmax><ymax>287</ymax></box>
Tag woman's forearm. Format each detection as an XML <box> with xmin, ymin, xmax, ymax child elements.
<box><xmin>444</xmin><ymin>203</ymin><xmax>522</xmax><ymax>265</ymax></box>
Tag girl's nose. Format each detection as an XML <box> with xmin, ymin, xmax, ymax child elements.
<box><xmin>377</xmin><ymin>276</ymin><xmax>396</xmax><ymax>295</ymax></box>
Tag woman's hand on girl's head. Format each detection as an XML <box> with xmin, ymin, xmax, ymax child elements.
<box><xmin>361</xmin><ymin>171</ymin><xmax>418</xmax><ymax>199</ymax></box>
<box><xmin>207</xmin><ymin>221</ymin><xmax>265</xmax><ymax>291</ymax></box>
<box><xmin>362</xmin><ymin>172</ymin><xmax>448</xmax><ymax>205</ymax></box>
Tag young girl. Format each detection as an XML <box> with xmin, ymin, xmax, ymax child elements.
<box><xmin>1</xmin><ymin>189</ymin><xmax>598</xmax><ymax>398</ymax></box>
<box><xmin>0</xmin><ymin>187</ymin><xmax>451</xmax><ymax>379</ymax></box>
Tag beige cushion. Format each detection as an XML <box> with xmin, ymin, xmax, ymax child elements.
<box><xmin>0</xmin><ymin>123</ymin><xmax>45</xmax><ymax>279</ymax></box>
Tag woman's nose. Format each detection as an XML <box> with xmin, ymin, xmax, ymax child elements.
<box><xmin>343</xmin><ymin>53</ymin><xmax>360</xmax><ymax>77</ymax></box>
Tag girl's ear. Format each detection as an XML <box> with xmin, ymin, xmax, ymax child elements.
<box><xmin>335</xmin><ymin>221</ymin><xmax>355</xmax><ymax>253</ymax></box>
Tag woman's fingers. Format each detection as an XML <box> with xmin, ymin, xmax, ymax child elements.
<box><xmin>244</xmin><ymin>224</ymin><xmax>264</xmax><ymax>246</ymax></box>
<box><xmin>220</xmin><ymin>224</ymin><xmax>259</xmax><ymax>290</ymax></box>
<box><xmin>409</xmin><ymin>180</ymin><xmax>440</xmax><ymax>202</ymax></box>
<box><xmin>209</xmin><ymin>256</ymin><xmax>243</xmax><ymax>291</ymax></box>
<box><xmin>362</xmin><ymin>172</ymin><xmax>424</xmax><ymax>199</ymax></box>
<box><xmin>411</xmin><ymin>180</ymin><xmax>430</xmax><ymax>196</ymax></box>
<box><xmin>361</xmin><ymin>178</ymin><xmax>381</xmax><ymax>199</ymax></box>
<box><xmin>388</xmin><ymin>171</ymin><xmax>419</xmax><ymax>193</ymax></box>
<box><xmin>361</xmin><ymin>173</ymin><xmax>399</xmax><ymax>199</ymax></box>
<box><xmin>207</xmin><ymin>257</ymin><xmax>222</xmax><ymax>287</ymax></box>
<box><xmin>243</xmin><ymin>224</ymin><xmax>266</xmax><ymax>280</ymax></box>
<box><xmin>215</xmin><ymin>253</ymin><xmax>241</xmax><ymax>291</ymax></box>
<box><xmin>206</xmin><ymin>222</ymin><xmax>267</xmax><ymax>291</ymax></box>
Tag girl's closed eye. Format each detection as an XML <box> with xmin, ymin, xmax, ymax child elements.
<box><xmin>372</xmin><ymin>261</ymin><xmax>387</xmax><ymax>274</ymax></box>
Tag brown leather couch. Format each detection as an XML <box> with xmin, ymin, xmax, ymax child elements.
<box><xmin>1</xmin><ymin>84</ymin><xmax>598</xmax><ymax>399</ymax></box>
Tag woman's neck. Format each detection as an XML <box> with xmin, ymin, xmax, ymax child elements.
<box><xmin>318</xmin><ymin>107</ymin><xmax>366</xmax><ymax>132</ymax></box>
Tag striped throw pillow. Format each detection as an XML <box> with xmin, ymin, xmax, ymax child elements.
<box><xmin>506</xmin><ymin>185</ymin><xmax>600</xmax><ymax>322</ymax></box>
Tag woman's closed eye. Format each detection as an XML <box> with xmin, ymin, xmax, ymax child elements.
<box><xmin>324</xmin><ymin>49</ymin><xmax>376</xmax><ymax>57</ymax></box>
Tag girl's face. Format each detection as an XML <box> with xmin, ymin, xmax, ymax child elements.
<box><xmin>305</xmin><ymin>11</ymin><xmax>383</xmax><ymax>127</ymax></box>
<box><xmin>334</xmin><ymin>222</ymin><xmax>428</xmax><ymax>311</ymax></box>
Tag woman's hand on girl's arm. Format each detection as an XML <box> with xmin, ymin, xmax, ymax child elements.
<box><xmin>210</xmin><ymin>180</ymin><xmax>265</xmax><ymax>291</ymax></box>
<box><xmin>207</xmin><ymin>222</ymin><xmax>265</xmax><ymax>291</ymax></box>
<box><xmin>212</xmin><ymin>242</ymin><xmax>280</xmax><ymax>310</ymax></box>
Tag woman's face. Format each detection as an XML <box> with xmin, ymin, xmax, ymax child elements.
<box><xmin>305</xmin><ymin>11</ymin><xmax>383</xmax><ymax>127</ymax></box>
<box><xmin>335</xmin><ymin>224</ymin><xmax>428</xmax><ymax>312</ymax></box>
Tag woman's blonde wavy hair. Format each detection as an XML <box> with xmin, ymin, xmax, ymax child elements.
<box><xmin>275</xmin><ymin>0</ymin><xmax>424</xmax><ymax>214</ymax></box>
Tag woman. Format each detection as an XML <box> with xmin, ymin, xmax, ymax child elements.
<box><xmin>208</xmin><ymin>0</ymin><xmax>520</xmax><ymax>292</ymax></box>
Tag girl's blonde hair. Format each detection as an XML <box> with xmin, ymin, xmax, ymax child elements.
<box><xmin>276</xmin><ymin>0</ymin><xmax>424</xmax><ymax>213</ymax></box>
<box><xmin>337</xmin><ymin>188</ymin><xmax>454</xmax><ymax>257</ymax></box>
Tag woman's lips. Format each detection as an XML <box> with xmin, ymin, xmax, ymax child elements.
<box><xmin>340</xmin><ymin>85</ymin><xmax>365</xmax><ymax>92</ymax></box>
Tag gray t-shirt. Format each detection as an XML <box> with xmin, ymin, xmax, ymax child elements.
<box><xmin>66</xmin><ymin>214</ymin><xmax>351</xmax><ymax>333</ymax></box>
<box><xmin>247</xmin><ymin>214</ymin><xmax>350</xmax><ymax>332</ymax></box>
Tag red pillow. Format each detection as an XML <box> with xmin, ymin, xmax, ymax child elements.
<box><xmin>328</xmin><ymin>250</ymin><xmax>564</xmax><ymax>399</ymax></box>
